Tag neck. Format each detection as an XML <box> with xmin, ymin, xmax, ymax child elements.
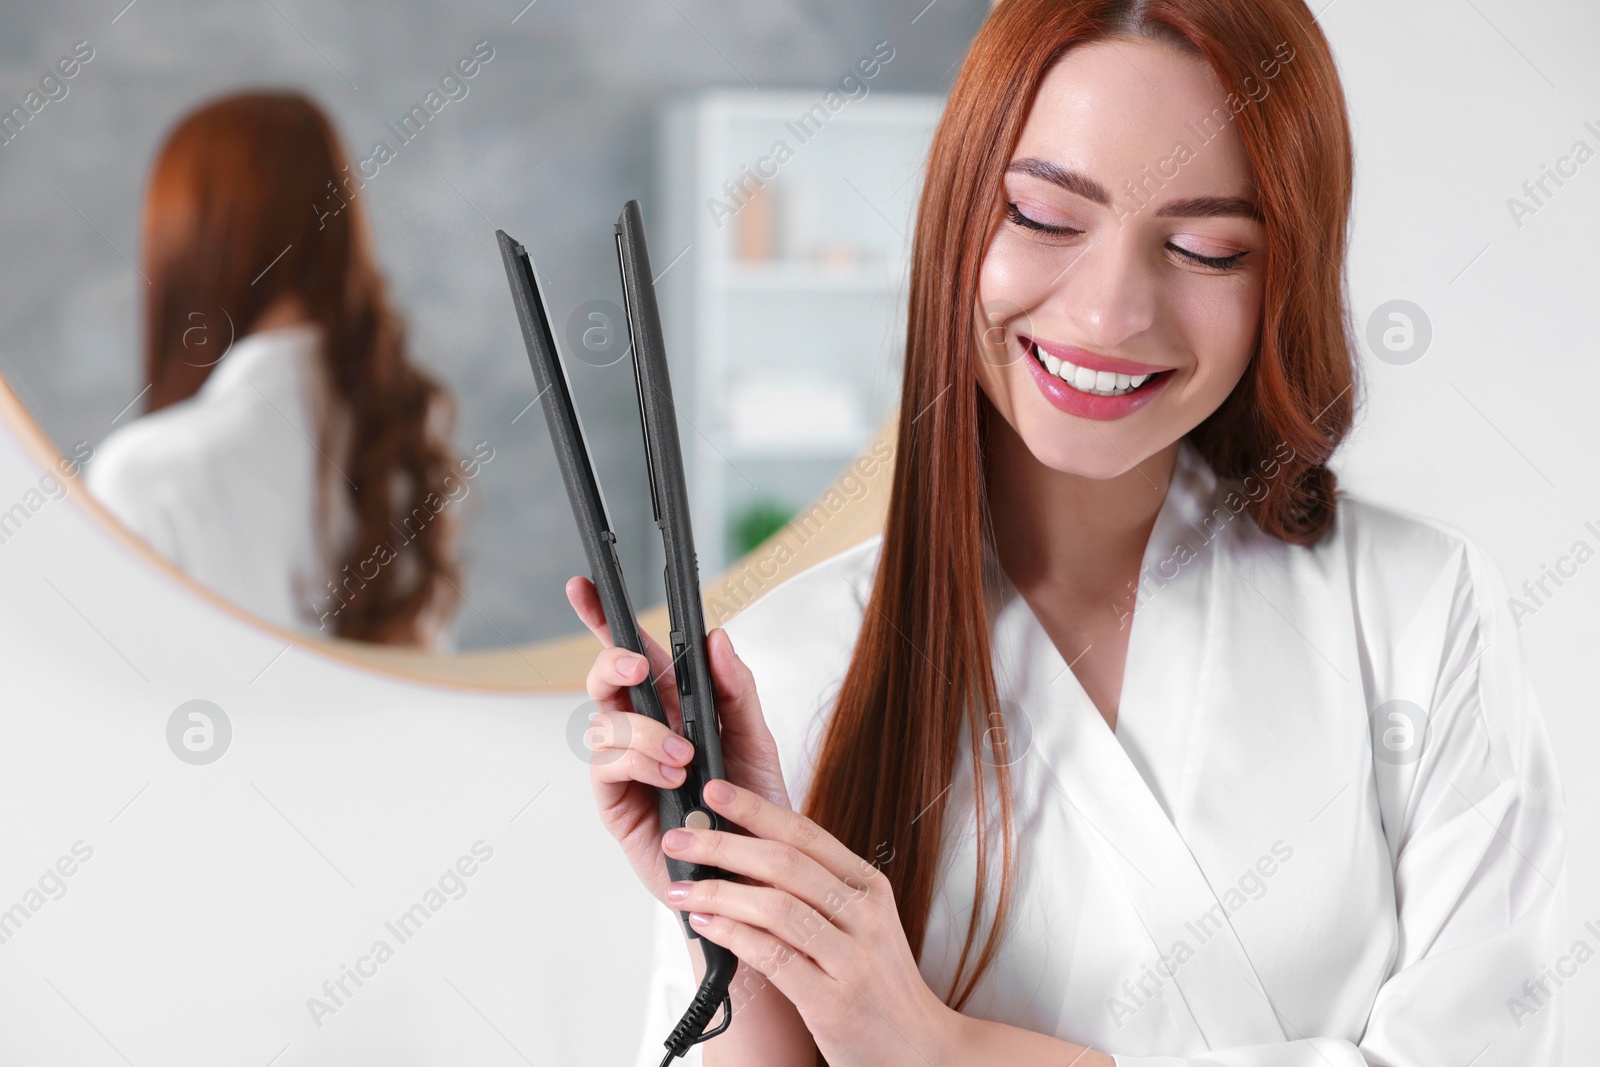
<box><xmin>251</xmin><ymin>292</ymin><xmax>312</xmax><ymax>334</ymax></box>
<box><xmin>983</xmin><ymin>400</ymin><xmax>1178</xmax><ymax>606</ymax></box>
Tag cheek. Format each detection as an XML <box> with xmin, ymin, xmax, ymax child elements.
<box><xmin>978</xmin><ymin>230</ymin><xmax>1071</xmax><ymax>322</ymax></box>
<box><xmin>1170</xmin><ymin>279</ymin><xmax>1263</xmax><ymax>398</ymax></box>
<box><xmin>970</xmin><ymin>304</ymin><xmax>1013</xmax><ymax>413</ymax></box>
<box><xmin>973</xmin><ymin>244</ymin><xmax>1016</xmax><ymax>409</ymax></box>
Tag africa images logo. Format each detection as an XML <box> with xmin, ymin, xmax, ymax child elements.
<box><xmin>166</xmin><ymin>700</ymin><xmax>232</xmax><ymax>765</ymax></box>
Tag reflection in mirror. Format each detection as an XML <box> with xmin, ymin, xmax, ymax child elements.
<box><xmin>6</xmin><ymin>3</ymin><xmax>987</xmax><ymax>659</ymax></box>
<box><xmin>84</xmin><ymin>91</ymin><xmax>464</xmax><ymax>650</ymax></box>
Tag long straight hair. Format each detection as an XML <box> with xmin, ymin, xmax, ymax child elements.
<box><xmin>140</xmin><ymin>90</ymin><xmax>460</xmax><ymax>644</ymax></box>
<box><xmin>802</xmin><ymin>0</ymin><xmax>1357</xmax><ymax>1032</ymax></box>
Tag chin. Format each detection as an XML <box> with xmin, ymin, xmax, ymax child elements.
<box><xmin>1013</xmin><ymin>414</ymin><xmax>1161</xmax><ymax>480</ymax></box>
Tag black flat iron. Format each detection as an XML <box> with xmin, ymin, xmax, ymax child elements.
<box><xmin>496</xmin><ymin>201</ymin><xmax>737</xmax><ymax>1063</ymax></box>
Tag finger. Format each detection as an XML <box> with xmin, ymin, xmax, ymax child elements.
<box><xmin>571</xmin><ymin>578</ymin><xmax>683</xmax><ymax>734</ymax></box>
<box><xmin>588</xmin><ymin>737</ymin><xmax>689</xmax><ymax>791</ymax></box>
<box><xmin>705</xmin><ymin>629</ymin><xmax>778</xmax><ymax>748</ymax></box>
<box><xmin>584</xmin><ymin>646</ymin><xmax>678</xmax><ymax>733</ymax></box>
<box><xmin>586</xmin><ymin>706</ymin><xmax>692</xmax><ymax>828</ymax></box>
<box><xmin>585</xmin><ymin>645</ymin><xmax>653</xmax><ymax>704</ymax></box>
<box><xmin>584</xmin><ymin>706</ymin><xmax>695</xmax><ymax>770</ymax></box>
<box><xmin>565</xmin><ymin>574</ymin><xmax>607</xmax><ymax>633</ymax></box>
<box><xmin>662</xmin><ymin>824</ymin><xmax>868</xmax><ymax>936</ymax></box>
<box><xmin>567</xmin><ymin>576</ymin><xmax>682</xmax><ymax>695</ymax></box>
<box><xmin>699</xmin><ymin>781</ymin><xmax>885</xmax><ymax>929</ymax></box>
<box><xmin>707</xmin><ymin>627</ymin><xmax>756</xmax><ymax>706</ymax></box>
<box><xmin>680</xmin><ymin>909</ymin><xmax>833</xmax><ymax>1017</ymax></box>
<box><xmin>666</xmin><ymin>878</ymin><xmax>853</xmax><ymax>974</ymax></box>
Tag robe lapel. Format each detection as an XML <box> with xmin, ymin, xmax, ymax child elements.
<box><xmin>991</xmin><ymin>440</ymin><xmax>1288</xmax><ymax>1049</ymax></box>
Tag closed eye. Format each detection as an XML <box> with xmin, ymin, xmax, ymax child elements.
<box><xmin>1005</xmin><ymin>202</ymin><xmax>1246</xmax><ymax>272</ymax></box>
<box><xmin>1006</xmin><ymin>202</ymin><xmax>1076</xmax><ymax>237</ymax></box>
<box><xmin>1173</xmin><ymin>244</ymin><xmax>1245</xmax><ymax>271</ymax></box>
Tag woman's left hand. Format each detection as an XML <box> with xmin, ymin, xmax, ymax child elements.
<box><xmin>661</xmin><ymin>778</ymin><xmax>966</xmax><ymax>1067</ymax></box>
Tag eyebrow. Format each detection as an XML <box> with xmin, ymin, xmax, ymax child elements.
<box><xmin>1006</xmin><ymin>157</ymin><xmax>1264</xmax><ymax>222</ymax></box>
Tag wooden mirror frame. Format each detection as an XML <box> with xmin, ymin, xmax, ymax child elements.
<box><xmin>0</xmin><ymin>374</ymin><xmax>893</xmax><ymax>691</ymax></box>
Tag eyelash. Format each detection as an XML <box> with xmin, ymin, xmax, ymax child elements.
<box><xmin>1005</xmin><ymin>203</ymin><xmax>1246</xmax><ymax>271</ymax></box>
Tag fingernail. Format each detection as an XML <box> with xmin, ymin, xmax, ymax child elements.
<box><xmin>663</xmin><ymin>828</ymin><xmax>693</xmax><ymax>851</ymax></box>
<box><xmin>688</xmin><ymin>911</ymin><xmax>712</xmax><ymax>927</ymax></box>
<box><xmin>665</xmin><ymin>881</ymin><xmax>692</xmax><ymax>903</ymax></box>
<box><xmin>664</xmin><ymin>735</ymin><xmax>693</xmax><ymax>761</ymax></box>
<box><xmin>704</xmin><ymin>779</ymin><xmax>735</xmax><ymax>804</ymax></box>
<box><xmin>626</xmin><ymin>655</ymin><xmax>647</xmax><ymax>677</ymax></box>
<box><xmin>660</xmin><ymin>762</ymin><xmax>685</xmax><ymax>782</ymax></box>
<box><xmin>722</xmin><ymin>630</ymin><xmax>737</xmax><ymax>657</ymax></box>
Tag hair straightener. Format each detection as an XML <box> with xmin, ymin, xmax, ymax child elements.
<box><xmin>496</xmin><ymin>201</ymin><xmax>738</xmax><ymax>1065</ymax></box>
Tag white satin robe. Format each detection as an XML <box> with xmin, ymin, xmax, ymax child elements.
<box><xmin>633</xmin><ymin>438</ymin><xmax>1567</xmax><ymax>1066</ymax></box>
<box><xmin>86</xmin><ymin>324</ymin><xmax>356</xmax><ymax>637</ymax></box>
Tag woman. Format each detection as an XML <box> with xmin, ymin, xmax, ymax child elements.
<box><xmin>88</xmin><ymin>91</ymin><xmax>462</xmax><ymax>647</ymax></box>
<box><xmin>577</xmin><ymin>2</ymin><xmax>1566</xmax><ymax>1064</ymax></box>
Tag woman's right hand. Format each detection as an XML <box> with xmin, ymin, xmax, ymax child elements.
<box><xmin>565</xmin><ymin>575</ymin><xmax>792</xmax><ymax>905</ymax></box>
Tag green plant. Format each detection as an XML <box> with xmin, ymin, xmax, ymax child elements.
<box><xmin>731</xmin><ymin>499</ymin><xmax>795</xmax><ymax>556</ymax></box>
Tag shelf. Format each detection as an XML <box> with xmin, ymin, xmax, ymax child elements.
<box><xmin>723</xmin><ymin>432</ymin><xmax>872</xmax><ymax>458</ymax></box>
<box><xmin>662</xmin><ymin>89</ymin><xmax>942</xmax><ymax>571</ymax></box>
<box><xmin>718</xmin><ymin>259</ymin><xmax>907</xmax><ymax>292</ymax></box>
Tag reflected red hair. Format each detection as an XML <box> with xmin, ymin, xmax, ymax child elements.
<box><xmin>803</xmin><ymin>0</ymin><xmax>1356</xmax><ymax>1045</ymax></box>
<box><xmin>140</xmin><ymin>90</ymin><xmax>459</xmax><ymax>645</ymax></box>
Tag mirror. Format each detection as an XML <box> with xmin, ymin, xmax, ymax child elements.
<box><xmin>0</xmin><ymin>4</ymin><xmax>987</xmax><ymax>657</ymax></box>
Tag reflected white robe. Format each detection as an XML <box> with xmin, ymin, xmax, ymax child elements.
<box><xmin>634</xmin><ymin>438</ymin><xmax>1567</xmax><ymax>1066</ymax></box>
<box><xmin>86</xmin><ymin>324</ymin><xmax>353</xmax><ymax>636</ymax></box>
<box><xmin>85</xmin><ymin>324</ymin><xmax>455</xmax><ymax>649</ymax></box>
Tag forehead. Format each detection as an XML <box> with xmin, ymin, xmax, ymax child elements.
<box><xmin>1011</xmin><ymin>37</ymin><xmax>1256</xmax><ymax>199</ymax></box>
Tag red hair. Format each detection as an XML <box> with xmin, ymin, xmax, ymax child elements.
<box><xmin>802</xmin><ymin>0</ymin><xmax>1357</xmax><ymax>1047</ymax></box>
<box><xmin>139</xmin><ymin>90</ymin><xmax>460</xmax><ymax>644</ymax></box>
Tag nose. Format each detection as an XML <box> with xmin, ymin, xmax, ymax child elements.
<box><xmin>1045</xmin><ymin>229</ymin><xmax>1157</xmax><ymax>352</ymax></box>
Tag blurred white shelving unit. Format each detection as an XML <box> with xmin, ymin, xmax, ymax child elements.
<box><xmin>656</xmin><ymin>88</ymin><xmax>944</xmax><ymax>572</ymax></box>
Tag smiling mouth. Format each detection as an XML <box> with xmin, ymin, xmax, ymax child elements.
<box><xmin>1022</xmin><ymin>339</ymin><xmax>1173</xmax><ymax>397</ymax></box>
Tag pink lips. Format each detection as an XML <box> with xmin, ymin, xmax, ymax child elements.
<box><xmin>1018</xmin><ymin>334</ymin><xmax>1173</xmax><ymax>421</ymax></box>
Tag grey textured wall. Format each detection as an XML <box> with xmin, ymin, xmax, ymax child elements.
<box><xmin>0</xmin><ymin>0</ymin><xmax>986</xmax><ymax>649</ymax></box>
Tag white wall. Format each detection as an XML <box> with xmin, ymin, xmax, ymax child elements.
<box><xmin>1326</xmin><ymin>0</ymin><xmax>1600</xmax><ymax>1055</ymax></box>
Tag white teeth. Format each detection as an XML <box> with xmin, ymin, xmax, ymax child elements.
<box><xmin>1031</xmin><ymin>343</ymin><xmax>1154</xmax><ymax>397</ymax></box>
